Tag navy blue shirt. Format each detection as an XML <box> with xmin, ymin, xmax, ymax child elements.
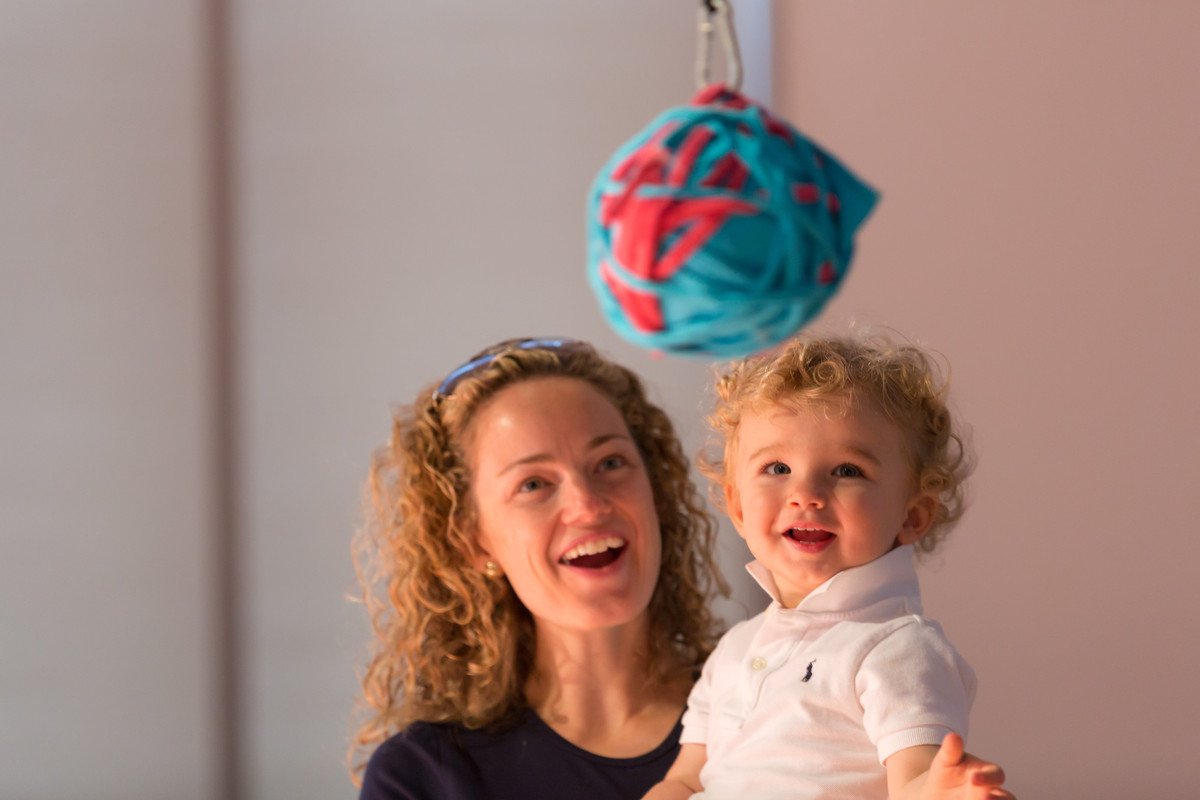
<box><xmin>360</xmin><ymin>710</ymin><xmax>682</xmax><ymax>800</ymax></box>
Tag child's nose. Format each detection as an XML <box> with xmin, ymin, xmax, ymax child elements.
<box><xmin>788</xmin><ymin>478</ymin><xmax>827</xmax><ymax>509</ymax></box>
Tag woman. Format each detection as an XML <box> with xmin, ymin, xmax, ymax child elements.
<box><xmin>351</xmin><ymin>338</ymin><xmax>728</xmax><ymax>799</ymax></box>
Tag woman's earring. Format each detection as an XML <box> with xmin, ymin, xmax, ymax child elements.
<box><xmin>484</xmin><ymin>560</ymin><xmax>502</xmax><ymax>578</ymax></box>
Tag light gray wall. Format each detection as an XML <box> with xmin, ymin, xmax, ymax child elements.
<box><xmin>232</xmin><ymin>3</ymin><xmax>770</xmax><ymax>796</ymax></box>
<box><xmin>2</xmin><ymin>1</ymin><xmax>767</xmax><ymax>797</ymax></box>
<box><xmin>1</xmin><ymin>2</ymin><xmax>217</xmax><ymax>798</ymax></box>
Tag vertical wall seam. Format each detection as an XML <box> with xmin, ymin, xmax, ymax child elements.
<box><xmin>205</xmin><ymin>0</ymin><xmax>241</xmax><ymax>796</ymax></box>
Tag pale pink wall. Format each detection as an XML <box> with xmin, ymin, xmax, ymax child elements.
<box><xmin>773</xmin><ymin>2</ymin><xmax>1200</xmax><ymax>796</ymax></box>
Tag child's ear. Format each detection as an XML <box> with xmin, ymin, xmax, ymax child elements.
<box><xmin>896</xmin><ymin>492</ymin><xmax>938</xmax><ymax>545</ymax></box>
<box><xmin>724</xmin><ymin>482</ymin><xmax>746</xmax><ymax>540</ymax></box>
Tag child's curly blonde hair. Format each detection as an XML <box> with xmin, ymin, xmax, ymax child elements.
<box><xmin>349</xmin><ymin>339</ymin><xmax>728</xmax><ymax>783</ymax></box>
<box><xmin>700</xmin><ymin>333</ymin><xmax>971</xmax><ymax>553</ymax></box>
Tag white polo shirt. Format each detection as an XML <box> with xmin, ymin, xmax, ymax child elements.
<box><xmin>680</xmin><ymin>545</ymin><xmax>975</xmax><ymax>800</ymax></box>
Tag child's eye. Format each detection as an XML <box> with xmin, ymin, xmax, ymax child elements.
<box><xmin>764</xmin><ymin>461</ymin><xmax>791</xmax><ymax>475</ymax></box>
<box><xmin>832</xmin><ymin>463</ymin><xmax>864</xmax><ymax>478</ymax></box>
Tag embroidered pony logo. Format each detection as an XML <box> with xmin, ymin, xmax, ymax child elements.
<box><xmin>802</xmin><ymin>659</ymin><xmax>816</xmax><ymax>683</ymax></box>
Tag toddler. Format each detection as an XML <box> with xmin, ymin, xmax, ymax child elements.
<box><xmin>645</xmin><ymin>335</ymin><xmax>1010</xmax><ymax>800</ymax></box>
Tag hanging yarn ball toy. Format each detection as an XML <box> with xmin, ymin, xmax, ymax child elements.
<box><xmin>586</xmin><ymin>0</ymin><xmax>879</xmax><ymax>359</ymax></box>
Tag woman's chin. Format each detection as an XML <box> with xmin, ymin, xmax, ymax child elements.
<box><xmin>533</xmin><ymin>592</ymin><xmax>653</xmax><ymax>637</ymax></box>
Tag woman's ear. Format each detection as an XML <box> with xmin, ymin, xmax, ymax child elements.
<box><xmin>896</xmin><ymin>492</ymin><xmax>938</xmax><ymax>545</ymax></box>
<box><xmin>464</xmin><ymin>519</ymin><xmax>495</xmax><ymax>571</ymax></box>
<box><xmin>468</xmin><ymin>533</ymin><xmax>495</xmax><ymax>572</ymax></box>
<box><xmin>470</xmin><ymin>549</ymin><xmax>493</xmax><ymax>572</ymax></box>
<box><xmin>469</xmin><ymin>542</ymin><xmax>506</xmax><ymax>579</ymax></box>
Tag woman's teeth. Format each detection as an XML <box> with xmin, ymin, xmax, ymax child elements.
<box><xmin>561</xmin><ymin>536</ymin><xmax>625</xmax><ymax>563</ymax></box>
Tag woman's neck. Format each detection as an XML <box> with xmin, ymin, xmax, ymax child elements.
<box><xmin>525</xmin><ymin>615</ymin><xmax>690</xmax><ymax>758</ymax></box>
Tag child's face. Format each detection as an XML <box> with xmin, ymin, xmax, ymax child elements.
<box><xmin>725</xmin><ymin>394</ymin><xmax>935</xmax><ymax>608</ymax></box>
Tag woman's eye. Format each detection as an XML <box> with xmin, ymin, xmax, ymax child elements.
<box><xmin>764</xmin><ymin>461</ymin><xmax>790</xmax><ymax>475</ymax></box>
<box><xmin>518</xmin><ymin>477</ymin><xmax>548</xmax><ymax>493</ymax></box>
<box><xmin>832</xmin><ymin>463</ymin><xmax>864</xmax><ymax>478</ymax></box>
<box><xmin>597</xmin><ymin>454</ymin><xmax>627</xmax><ymax>472</ymax></box>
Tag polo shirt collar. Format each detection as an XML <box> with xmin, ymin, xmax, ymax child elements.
<box><xmin>745</xmin><ymin>544</ymin><xmax>922</xmax><ymax>613</ymax></box>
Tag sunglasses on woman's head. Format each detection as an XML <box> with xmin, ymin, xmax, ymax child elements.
<box><xmin>435</xmin><ymin>337</ymin><xmax>587</xmax><ymax>399</ymax></box>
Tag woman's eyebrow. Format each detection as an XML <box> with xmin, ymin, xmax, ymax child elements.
<box><xmin>585</xmin><ymin>433</ymin><xmax>630</xmax><ymax>451</ymax></box>
<box><xmin>497</xmin><ymin>434</ymin><xmax>632</xmax><ymax>476</ymax></box>
<box><xmin>498</xmin><ymin>452</ymin><xmax>553</xmax><ymax>476</ymax></box>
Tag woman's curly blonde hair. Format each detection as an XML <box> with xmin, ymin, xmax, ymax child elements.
<box><xmin>349</xmin><ymin>339</ymin><xmax>727</xmax><ymax>782</ymax></box>
<box><xmin>700</xmin><ymin>333</ymin><xmax>972</xmax><ymax>553</ymax></box>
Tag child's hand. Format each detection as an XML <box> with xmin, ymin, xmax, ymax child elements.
<box><xmin>922</xmin><ymin>733</ymin><xmax>1015</xmax><ymax>800</ymax></box>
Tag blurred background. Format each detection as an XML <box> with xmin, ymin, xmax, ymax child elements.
<box><xmin>3</xmin><ymin>2</ymin><xmax>1197</xmax><ymax>798</ymax></box>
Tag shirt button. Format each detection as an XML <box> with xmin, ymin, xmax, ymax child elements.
<box><xmin>751</xmin><ymin>657</ymin><xmax>767</xmax><ymax>671</ymax></box>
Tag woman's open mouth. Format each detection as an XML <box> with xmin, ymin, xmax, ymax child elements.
<box><xmin>560</xmin><ymin>536</ymin><xmax>627</xmax><ymax>569</ymax></box>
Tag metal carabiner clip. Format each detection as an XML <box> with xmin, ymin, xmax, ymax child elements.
<box><xmin>696</xmin><ymin>0</ymin><xmax>743</xmax><ymax>91</ymax></box>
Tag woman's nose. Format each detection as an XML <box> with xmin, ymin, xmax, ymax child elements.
<box><xmin>562</xmin><ymin>477</ymin><xmax>612</xmax><ymax>524</ymax></box>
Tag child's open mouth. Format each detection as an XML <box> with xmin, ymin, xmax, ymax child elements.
<box><xmin>559</xmin><ymin>536</ymin><xmax>627</xmax><ymax>569</ymax></box>
<box><xmin>783</xmin><ymin>527</ymin><xmax>835</xmax><ymax>552</ymax></box>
